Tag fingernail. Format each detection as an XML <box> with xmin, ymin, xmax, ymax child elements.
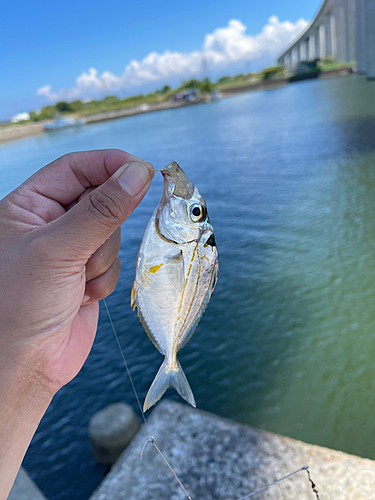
<box><xmin>118</xmin><ymin>162</ymin><xmax>151</xmax><ymax>197</ymax></box>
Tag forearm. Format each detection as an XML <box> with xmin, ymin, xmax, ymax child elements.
<box><xmin>0</xmin><ymin>362</ymin><xmax>51</xmax><ymax>500</ymax></box>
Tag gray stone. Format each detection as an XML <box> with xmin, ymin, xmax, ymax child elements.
<box><xmin>90</xmin><ymin>400</ymin><xmax>375</xmax><ymax>500</ymax></box>
<box><xmin>89</xmin><ymin>402</ymin><xmax>141</xmax><ymax>465</ymax></box>
<box><xmin>8</xmin><ymin>467</ymin><xmax>47</xmax><ymax>500</ymax></box>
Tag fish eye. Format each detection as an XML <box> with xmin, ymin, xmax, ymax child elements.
<box><xmin>189</xmin><ymin>203</ymin><xmax>206</xmax><ymax>222</ymax></box>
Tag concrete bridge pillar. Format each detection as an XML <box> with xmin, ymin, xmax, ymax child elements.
<box><xmin>324</xmin><ymin>15</ymin><xmax>332</xmax><ymax>57</ymax></box>
<box><xmin>330</xmin><ymin>14</ymin><xmax>337</xmax><ymax>59</ymax></box>
<box><xmin>347</xmin><ymin>0</ymin><xmax>357</xmax><ymax>62</ymax></box>
<box><xmin>365</xmin><ymin>0</ymin><xmax>375</xmax><ymax>78</ymax></box>
<box><xmin>308</xmin><ymin>34</ymin><xmax>315</xmax><ymax>60</ymax></box>
<box><xmin>315</xmin><ymin>30</ymin><xmax>320</xmax><ymax>60</ymax></box>
<box><xmin>291</xmin><ymin>47</ymin><xmax>300</xmax><ymax>68</ymax></box>
<box><xmin>319</xmin><ymin>23</ymin><xmax>326</xmax><ymax>58</ymax></box>
<box><xmin>335</xmin><ymin>0</ymin><xmax>356</xmax><ymax>62</ymax></box>
<box><xmin>285</xmin><ymin>52</ymin><xmax>291</xmax><ymax>69</ymax></box>
<box><xmin>300</xmin><ymin>40</ymin><xmax>308</xmax><ymax>61</ymax></box>
<box><xmin>356</xmin><ymin>0</ymin><xmax>367</xmax><ymax>71</ymax></box>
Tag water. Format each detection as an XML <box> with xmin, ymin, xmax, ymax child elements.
<box><xmin>1</xmin><ymin>74</ymin><xmax>375</xmax><ymax>499</ymax></box>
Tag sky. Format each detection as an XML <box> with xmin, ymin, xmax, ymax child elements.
<box><xmin>0</xmin><ymin>0</ymin><xmax>320</xmax><ymax>120</ymax></box>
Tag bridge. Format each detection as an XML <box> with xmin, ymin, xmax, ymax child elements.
<box><xmin>277</xmin><ymin>0</ymin><xmax>375</xmax><ymax>79</ymax></box>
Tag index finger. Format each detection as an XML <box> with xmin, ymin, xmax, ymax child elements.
<box><xmin>22</xmin><ymin>149</ymin><xmax>154</xmax><ymax>207</ymax></box>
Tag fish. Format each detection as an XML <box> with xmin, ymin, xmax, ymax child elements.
<box><xmin>131</xmin><ymin>161</ymin><xmax>219</xmax><ymax>412</ymax></box>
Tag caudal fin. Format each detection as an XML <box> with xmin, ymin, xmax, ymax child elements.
<box><xmin>143</xmin><ymin>359</ymin><xmax>196</xmax><ymax>412</ymax></box>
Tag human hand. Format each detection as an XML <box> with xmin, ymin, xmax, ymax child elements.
<box><xmin>0</xmin><ymin>149</ymin><xmax>154</xmax><ymax>398</ymax></box>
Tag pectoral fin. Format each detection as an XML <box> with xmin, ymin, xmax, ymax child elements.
<box><xmin>166</xmin><ymin>249</ymin><xmax>184</xmax><ymax>291</ymax></box>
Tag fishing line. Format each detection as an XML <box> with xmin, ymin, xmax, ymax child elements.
<box><xmin>102</xmin><ymin>297</ymin><xmax>192</xmax><ymax>500</ymax></box>
<box><xmin>235</xmin><ymin>465</ymin><xmax>320</xmax><ymax>500</ymax></box>
<box><xmin>103</xmin><ymin>298</ymin><xmax>320</xmax><ymax>500</ymax></box>
<box><xmin>103</xmin><ymin>298</ymin><xmax>145</xmax><ymax>424</ymax></box>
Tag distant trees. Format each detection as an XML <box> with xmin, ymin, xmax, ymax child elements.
<box><xmin>70</xmin><ymin>100</ymin><xmax>84</xmax><ymax>112</ymax></box>
<box><xmin>179</xmin><ymin>78</ymin><xmax>215</xmax><ymax>93</ymax></box>
<box><xmin>217</xmin><ymin>76</ymin><xmax>231</xmax><ymax>85</ymax></box>
<box><xmin>260</xmin><ymin>66</ymin><xmax>284</xmax><ymax>80</ymax></box>
<box><xmin>29</xmin><ymin>106</ymin><xmax>56</xmax><ymax>122</ymax></box>
<box><xmin>55</xmin><ymin>101</ymin><xmax>73</xmax><ymax>113</ymax></box>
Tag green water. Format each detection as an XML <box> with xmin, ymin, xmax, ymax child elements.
<box><xmin>1</xmin><ymin>74</ymin><xmax>375</xmax><ymax>498</ymax></box>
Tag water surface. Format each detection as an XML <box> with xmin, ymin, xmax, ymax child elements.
<box><xmin>1</xmin><ymin>74</ymin><xmax>375</xmax><ymax>499</ymax></box>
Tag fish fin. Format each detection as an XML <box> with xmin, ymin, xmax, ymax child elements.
<box><xmin>166</xmin><ymin>250</ymin><xmax>185</xmax><ymax>291</ymax></box>
<box><xmin>143</xmin><ymin>359</ymin><xmax>196</xmax><ymax>412</ymax></box>
<box><xmin>137</xmin><ymin>305</ymin><xmax>163</xmax><ymax>354</ymax></box>
<box><xmin>130</xmin><ymin>281</ymin><xmax>136</xmax><ymax>310</ymax></box>
<box><xmin>131</xmin><ymin>281</ymin><xmax>163</xmax><ymax>354</ymax></box>
<box><xmin>211</xmin><ymin>258</ymin><xmax>219</xmax><ymax>294</ymax></box>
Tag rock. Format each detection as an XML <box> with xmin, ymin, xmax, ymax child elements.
<box><xmin>90</xmin><ymin>400</ymin><xmax>375</xmax><ymax>500</ymax></box>
<box><xmin>8</xmin><ymin>467</ymin><xmax>47</xmax><ymax>500</ymax></box>
<box><xmin>89</xmin><ymin>403</ymin><xmax>141</xmax><ymax>465</ymax></box>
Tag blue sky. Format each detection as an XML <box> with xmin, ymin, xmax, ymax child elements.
<box><xmin>1</xmin><ymin>0</ymin><xmax>319</xmax><ymax>120</ymax></box>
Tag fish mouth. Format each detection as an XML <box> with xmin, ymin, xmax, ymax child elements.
<box><xmin>162</xmin><ymin>161</ymin><xmax>194</xmax><ymax>199</ymax></box>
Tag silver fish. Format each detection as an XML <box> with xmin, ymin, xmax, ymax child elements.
<box><xmin>131</xmin><ymin>161</ymin><xmax>219</xmax><ymax>412</ymax></box>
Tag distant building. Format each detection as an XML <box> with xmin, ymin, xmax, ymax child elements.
<box><xmin>277</xmin><ymin>0</ymin><xmax>375</xmax><ymax>79</ymax></box>
<box><xmin>11</xmin><ymin>112</ymin><xmax>30</xmax><ymax>123</ymax></box>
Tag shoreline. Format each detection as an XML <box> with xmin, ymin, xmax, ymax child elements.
<box><xmin>0</xmin><ymin>67</ymin><xmax>355</xmax><ymax>146</ymax></box>
<box><xmin>0</xmin><ymin>98</ymin><xmax>207</xmax><ymax>146</ymax></box>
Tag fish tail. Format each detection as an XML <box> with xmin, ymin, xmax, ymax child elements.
<box><xmin>143</xmin><ymin>358</ymin><xmax>196</xmax><ymax>412</ymax></box>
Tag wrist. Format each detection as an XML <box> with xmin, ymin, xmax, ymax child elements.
<box><xmin>0</xmin><ymin>348</ymin><xmax>52</xmax><ymax>500</ymax></box>
<box><xmin>0</xmin><ymin>339</ymin><xmax>53</xmax><ymax>414</ymax></box>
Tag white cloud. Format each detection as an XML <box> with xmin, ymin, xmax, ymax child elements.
<box><xmin>36</xmin><ymin>84</ymin><xmax>59</xmax><ymax>101</ymax></box>
<box><xmin>36</xmin><ymin>16</ymin><xmax>307</xmax><ymax>102</ymax></box>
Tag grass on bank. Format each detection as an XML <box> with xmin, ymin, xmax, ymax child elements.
<box><xmin>9</xmin><ymin>59</ymin><xmax>356</xmax><ymax>126</ymax></box>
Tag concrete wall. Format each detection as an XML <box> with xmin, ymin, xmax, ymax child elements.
<box><xmin>8</xmin><ymin>468</ymin><xmax>47</xmax><ymax>500</ymax></box>
<box><xmin>90</xmin><ymin>401</ymin><xmax>375</xmax><ymax>500</ymax></box>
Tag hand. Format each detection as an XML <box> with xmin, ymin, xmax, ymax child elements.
<box><xmin>0</xmin><ymin>149</ymin><xmax>154</xmax><ymax>499</ymax></box>
<box><xmin>0</xmin><ymin>149</ymin><xmax>154</xmax><ymax>395</ymax></box>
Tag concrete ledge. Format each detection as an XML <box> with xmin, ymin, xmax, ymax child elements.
<box><xmin>90</xmin><ymin>401</ymin><xmax>375</xmax><ymax>500</ymax></box>
<box><xmin>8</xmin><ymin>468</ymin><xmax>46</xmax><ymax>500</ymax></box>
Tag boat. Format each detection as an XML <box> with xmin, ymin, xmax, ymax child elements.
<box><xmin>44</xmin><ymin>117</ymin><xmax>85</xmax><ymax>131</ymax></box>
<box><xmin>210</xmin><ymin>90</ymin><xmax>222</xmax><ymax>101</ymax></box>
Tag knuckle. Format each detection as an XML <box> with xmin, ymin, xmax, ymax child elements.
<box><xmin>87</xmin><ymin>189</ymin><xmax>124</xmax><ymax>225</ymax></box>
<box><xmin>102</xmin><ymin>260</ymin><xmax>121</xmax><ymax>296</ymax></box>
<box><xmin>97</xmin><ymin>277</ymin><xmax>116</xmax><ymax>298</ymax></box>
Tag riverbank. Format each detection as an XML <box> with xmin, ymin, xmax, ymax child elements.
<box><xmin>0</xmin><ymin>98</ymin><xmax>208</xmax><ymax>145</ymax></box>
<box><xmin>0</xmin><ymin>122</ymin><xmax>46</xmax><ymax>144</ymax></box>
<box><xmin>219</xmin><ymin>65</ymin><xmax>354</xmax><ymax>96</ymax></box>
<box><xmin>0</xmin><ymin>67</ymin><xmax>355</xmax><ymax>146</ymax></box>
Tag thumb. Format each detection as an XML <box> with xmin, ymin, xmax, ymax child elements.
<box><xmin>50</xmin><ymin>160</ymin><xmax>153</xmax><ymax>258</ymax></box>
